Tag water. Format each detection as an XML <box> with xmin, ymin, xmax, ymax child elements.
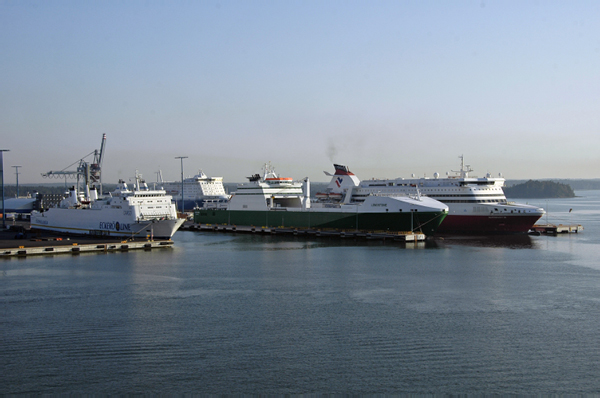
<box><xmin>2</xmin><ymin>191</ymin><xmax>600</xmax><ymax>394</ymax></box>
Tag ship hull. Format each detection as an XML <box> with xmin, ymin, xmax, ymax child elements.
<box><xmin>437</xmin><ymin>214</ymin><xmax>543</xmax><ymax>234</ymax></box>
<box><xmin>31</xmin><ymin>208</ymin><xmax>184</xmax><ymax>239</ymax></box>
<box><xmin>3</xmin><ymin>198</ymin><xmax>37</xmax><ymax>213</ymax></box>
<box><xmin>173</xmin><ymin>198</ymin><xmax>228</xmax><ymax>211</ymax></box>
<box><xmin>352</xmin><ymin>156</ymin><xmax>546</xmax><ymax>235</ymax></box>
<box><xmin>195</xmin><ymin>208</ymin><xmax>447</xmax><ymax>237</ymax></box>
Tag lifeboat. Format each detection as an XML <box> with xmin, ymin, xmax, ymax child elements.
<box><xmin>265</xmin><ymin>177</ymin><xmax>293</xmax><ymax>185</ymax></box>
<box><xmin>328</xmin><ymin>192</ymin><xmax>343</xmax><ymax>200</ymax></box>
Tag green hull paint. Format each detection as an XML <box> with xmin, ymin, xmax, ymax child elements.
<box><xmin>194</xmin><ymin>209</ymin><xmax>447</xmax><ymax>236</ymax></box>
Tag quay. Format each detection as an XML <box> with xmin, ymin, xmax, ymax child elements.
<box><xmin>182</xmin><ymin>223</ymin><xmax>427</xmax><ymax>242</ymax></box>
<box><xmin>0</xmin><ymin>223</ymin><xmax>175</xmax><ymax>258</ymax></box>
<box><xmin>529</xmin><ymin>224</ymin><xmax>584</xmax><ymax>235</ymax></box>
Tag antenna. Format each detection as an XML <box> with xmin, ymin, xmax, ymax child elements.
<box><xmin>12</xmin><ymin>165</ymin><xmax>21</xmax><ymax>197</ymax></box>
<box><xmin>175</xmin><ymin>156</ymin><xmax>188</xmax><ymax>213</ymax></box>
<box><xmin>452</xmin><ymin>155</ymin><xmax>473</xmax><ymax>178</ymax></box>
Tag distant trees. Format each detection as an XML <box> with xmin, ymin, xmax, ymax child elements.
<box><xmin>504</xmin><ymin>180</ymin><xmax>575</xmax><ymax>198</ymax></box>
<box><xmin>2</xmin><ymin>185</ymin><xmax>66</xmax><ymax>198</ymax></box>
<box><xmin>506</xmin><ymin>179</ymin><xmax>600</xmax><ymax>190</ymax></box>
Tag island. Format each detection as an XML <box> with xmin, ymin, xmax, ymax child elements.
<box><xmin>504</xmin><ymin>180</ymin><xmax>575</xmax><ymax>199</ymax></box>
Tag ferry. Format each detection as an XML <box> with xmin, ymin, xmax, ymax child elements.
<box><xmin>30</xmin><ymin>134</ymin><xmax>184</xmax><ymax>239</ymax></box>
<box><xmin>355</xmin><ymin>156</ymin><xmax>545</xmax><ymax>234</ymax></box>
<box><xmin>158</xmin><ymin>170</ymin><xmax>230</xmax><ymax>210</ymax></box>
<box><xmin>30</xmin><ymin>176</ymin><xmax>184</xmax><ymax>239</ymax></box>
<box><xmin>3</xmin><ymin>194</ymin><xmax>37</xmax><ymax>214</ymax></box>
<box><xmin>195</xmin><ymin>163</ymin><xmax>449</xmax><ymax>237</ymax></box>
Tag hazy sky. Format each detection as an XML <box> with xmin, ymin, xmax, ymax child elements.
<box><xmin>1</xmin><ymin>0</ymin><xmax>599</xmax><ymax>185</ymax></box>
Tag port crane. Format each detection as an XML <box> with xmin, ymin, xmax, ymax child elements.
<box><xmin>42</xmin><ymin>134</ymin><xmax>107</xmax><ymax>195</ymax></box>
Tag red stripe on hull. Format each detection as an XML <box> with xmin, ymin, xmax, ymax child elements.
<box><xmin>437</xmin><ymin>214</ymin><xmax>543</xmax><ymax>234</ymax></box>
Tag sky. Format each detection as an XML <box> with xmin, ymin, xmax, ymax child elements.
<box><xmin>1</xmin><ymin>0</ymin><xmax>599</xmax><ymax>185</ymax></box>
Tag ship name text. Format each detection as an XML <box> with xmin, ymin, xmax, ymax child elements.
<box><xmin>99</xmin><ymin>221</ymin><xmax>132</xmax><ymax>231</ymax></box>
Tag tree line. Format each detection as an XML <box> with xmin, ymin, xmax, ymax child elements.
<box><xmin>504</xmin><ymin>180</ymin><xmax>575</xmax><ymax>198</ymax></box>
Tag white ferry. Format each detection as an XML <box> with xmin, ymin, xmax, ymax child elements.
<box><xmin>352</xmin><ymin>156</ymin><xmax>545</xmax><ymax>234</ymax></box>
<box><xmin>3</xmin><ymin>194</ymin><xmax>37</xmax><ymax>214</ymax></box>
<box><xmin>195</xmin><ymin>163</ymin><xmax>449</xmax><ymax>237</ymax></box>
<box><xmin>30</xmin><ymin>175</ymin><xmax>184</xmax><ymax>239</ymax></box>
<box><xmin>158</xmin><ymin>170</ymin><xmax>229</xmax><ymax>210</ymax></box>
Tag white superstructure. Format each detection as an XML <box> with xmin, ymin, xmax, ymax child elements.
<box><xmin>31</xmin><ymin>135</ymin><xmax>183</xmax><ymax>238</ymax></box>
<box><xmin>158</xmin><ymin>170</ymin><xmax>229</xmax><ymax>209</ymax></box>
<box><xmin>197</xmin><ymin>163</ymin><xmax>449</xmax><ymax>236</ymax></box>
<box><xmin>230</xmin><ymin>163</ymin><xmax>309</xmax><ymax>211</ymax></box>
<box><xmin>30</xmin><ymin>175</ymin><xmax>184</xmax><ymax>239</ymax></box>
<box><xmin>3</xmin><ymin>194</ymin><xmax>37</xmax><ymax>214</ymax></box>
<box><xmin>311</xmin><ymin>163</ymin><xmax>450</xmax><ymax>214</ymax></box>
<box><xmin>347</xmin><ymin>156</ymin><xmax>545</xmax><ymax>234</ymax></box>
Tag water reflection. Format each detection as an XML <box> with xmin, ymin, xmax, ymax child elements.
<box><xmin>185</xmin><ymin>230</ymin><xmax>434</xmax><ymax>251</ymax></box>
<box><xmin>180</xmin><ymin>230</ymin><xmax>543</xmax><ymax>250</ymax></box>
<box><xmin>435</xmin><ymin>234</ymin><xmax>536</xmax><ymax>249</ymax></box>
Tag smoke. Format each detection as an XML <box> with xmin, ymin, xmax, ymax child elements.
<box><xmin>327</xmin><ymin>138</ymin><xmax>337</xmax><ymax>162</ymax></box>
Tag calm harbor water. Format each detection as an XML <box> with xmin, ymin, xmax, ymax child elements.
<box><xmin>2</xmin><ymin>191</ymin><xmax>600</xmax><ymax>394</ymax></box>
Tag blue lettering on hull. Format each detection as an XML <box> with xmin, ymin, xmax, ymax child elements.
<box><xmin>99</xmin><ymin>221</ymin><xmax>132</xmax><ymax>231</ymax></box>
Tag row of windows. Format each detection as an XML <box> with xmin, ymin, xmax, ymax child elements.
<box><xmin>440</xmin><ymin>199</ymin><xmax>508</xmax><ymax>204</ymax></box>
<box><xmin>430</xmin><ymin>194</ymin><xmax>504</xmax><ymax>198</ymax></box>
<box><xmin>355</xmin><ymin>193</ymin><xmax>505</xmax><ymax>201</ymax></box>
<box><xmin>364</xmin><ymin>188</ymin><xmax>501</xmax><ymax>193</ymax></box>
<box><xmin>365</xmin><ymin>182</ymin><xmax>498</xmax><ymax>188</ymax></box>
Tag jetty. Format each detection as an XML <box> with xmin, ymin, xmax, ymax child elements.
<box><xmin>0</xmin><ymin>223</ymin><xmax>175</xmax><ymax>258</ymax></box>
<box><xmin>183</xmin><ymin>223</ymin><xmax>427</xmax><ymax>242</ymax></box>
<box><xmin>529</xmin><ymin>224</ymin><xmax>584</xmax><ymax>235</ymax></box>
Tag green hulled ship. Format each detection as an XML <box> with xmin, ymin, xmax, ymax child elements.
<box><xmin>194</xmin><ymin>163</ymin><xmax>449</xmax><ymax>237</ymax></box>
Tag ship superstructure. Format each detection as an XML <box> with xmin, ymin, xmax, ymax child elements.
<box><xmin>350</xmin><ymin>156</ymin><xmax>545</xmax><ymax>234</ymax></box>
<box><xmin>158</xmin><ymin>170</ymin><xmax>229</xmax><ymax>210</ymax></box>
<box><xmin>195</xmin><ymin>163</ymin><xmax>449</xmax><ymax>236</ymax></box>
<box><xmin>30</xmin><ymin>135</ymin><xmax>184</xmax><ymax>238</ymax></box>
<box><xmin>31</xmin><ymin>176</ymin><xmax>184</xmax><ymax>238</ymax></box>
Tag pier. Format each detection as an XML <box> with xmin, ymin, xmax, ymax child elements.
<box><xmin>183</xmin><ymin>223</ymin><xmax>427</xmax><ymax>242</ymax></box>
<box><xmin>1</xmin><ymin>239</ymin><xmax>174</xmax><ymax>258</ymax></box>
<box><xmin>529</xmin><ymin>224</ymin><xmax>584</xmax><ymax>235</ymax></box>
<box><xmin>0</xmin><ymin>223</ymin><xmax>175</xmax><ymax>258</ymax></box>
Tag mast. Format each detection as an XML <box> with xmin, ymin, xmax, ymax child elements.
<box><xmin>452</xmin><ymin>155</ymin><xmax>473</xmax><ymax>178</ymax></box>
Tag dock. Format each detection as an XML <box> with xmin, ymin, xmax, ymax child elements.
<box><xmin>183</xmin><ymin>223</ymin><xmax>427</xmax><ymax>242</ymax></box>
<box><xmin>0</xmin><ymin>223</ymin><xmax>175</xmax><ymax>258</ymax></box>
<box><xmin>529</xmin><ymin>224</ymin><xmax>584</xmax><ymax>235</ymax></box>
<box><xmin>1</xmin><ymin>239</ymin><xmax>174</xmax><ymax>258</ymax></box>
